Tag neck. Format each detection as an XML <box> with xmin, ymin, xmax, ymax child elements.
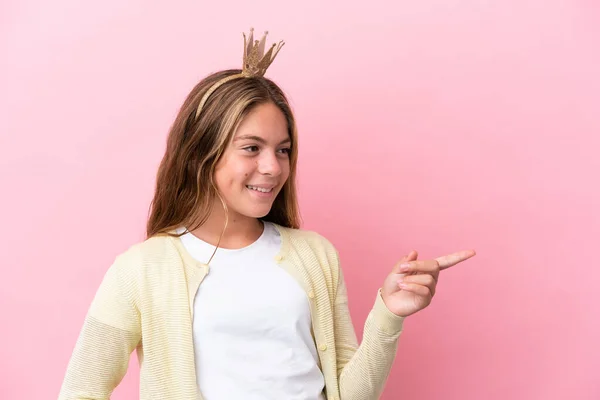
<box><xmin>188</xmin><ymin>201</ymin><xmax>264</xmax><ymax>250</ymax></box>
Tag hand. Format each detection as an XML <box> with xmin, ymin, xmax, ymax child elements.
<box><xmin>381</xmin><ymin>249</ymin><xmax>476</xmax><ymax>317</ymax></box>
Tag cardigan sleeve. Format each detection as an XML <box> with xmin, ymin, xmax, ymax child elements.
<box><xmin>333</xmin><ymin>252</ymin><xmax>406</xmax><ymax>400</ymax></box>
<box><xmin>58</xmin><ymin>250</ymin><xmax>142</xmax><ymax>400</ymax></box>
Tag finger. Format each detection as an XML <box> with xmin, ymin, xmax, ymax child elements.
<box><xmin>398</xmin><ymin>274</ymin><xmax>436</xmax><ymax>296</ymax></box>
<box><xmin>435</xmin><ymin>250</ymin><xmax>476</xmax><ymax>271</ymax></box>
<box><xmin>397</xmin><ymin>282</ymin><xmax>432</xmax><ymax>298</ymax></box>
<box><xmin>392</xmin><ymin>250</ymin><xmax>419</xmax><ymax>274</ymax></box>
<box><xmin>398</xmin><ymin>259</ymin><xmax>440</xmax><ymax>275</ymax></box>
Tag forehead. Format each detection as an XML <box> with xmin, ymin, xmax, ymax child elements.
<box><xmin>234</xmin><ymin>102</ymin><xmax>289</xmax><ymax>141</ymax></box>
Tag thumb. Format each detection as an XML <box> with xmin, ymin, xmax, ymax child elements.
<box><xmin>393</xmin><ymin>250</ymin><xmax>419</xmax><ymax>274</ymax></box>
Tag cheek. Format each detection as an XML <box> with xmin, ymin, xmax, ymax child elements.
<box><xmin>282</xmin><ymin>161</ymin><xmax>291</xmax><ymax>180</ymax></box>
<box><xmin>215</xmin><ymin>157</ymin><xmax>254</xmax><ymax>186</ymax></box>
<box><xmin>236</xmin><ymin>162</ymin><xmax>254</xmax><ymax>182</ymax></box>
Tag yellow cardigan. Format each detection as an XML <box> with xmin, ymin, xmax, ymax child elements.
<box><xmin>59</xmin><ymin>224</ymin><xmax>405</xmax><ymax>400</ymax></box>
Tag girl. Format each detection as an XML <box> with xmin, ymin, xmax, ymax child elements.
<box><xmin>59</xmin><ymin>28</ymin><xmax>476</xmax><ymax>400</ymax></box>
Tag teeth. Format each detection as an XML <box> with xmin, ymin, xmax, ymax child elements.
<box><xmin>247</xmin><ymin>185</ymin><xmax>273</xmax><ymax>193</ymax></box>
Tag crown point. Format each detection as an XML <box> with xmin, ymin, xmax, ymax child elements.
<box><xmin>250</xmin><ymin>27</ymin><xmax>254</xmax><ymax>31</ymax></box>
<box><xmin>265</xmin><ymin>30</ymin><xmax>269</xmax><ymax>35</ymax></box>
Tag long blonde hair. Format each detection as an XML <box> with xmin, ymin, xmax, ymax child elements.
<box><xmin>146</xmin><ymin>69</ymin><xmax>301</xmax><ymax>239</ymax></box>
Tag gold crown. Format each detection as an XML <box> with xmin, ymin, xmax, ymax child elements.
<box><xmin>195</xmin><ymin>28</ymin><xmax>284</xmax><ymax>120</ymax></box>
<box><xmin>242</xmin><ymin>28</ymin><xmax>285</xmax><ymax>77</ymax></box>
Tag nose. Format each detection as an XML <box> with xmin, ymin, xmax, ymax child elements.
<box><xmin>257</xmin><ymin>150</ymin><xmax>282</xmax><ymax>177</ymax></box>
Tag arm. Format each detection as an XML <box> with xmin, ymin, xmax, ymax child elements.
<box><xmin>58</xmin><ymin>251</ymin><xmax>142</xmax><ymax>400</ymax></box>
<box><xmin>334</xmin><ymin>257</ymin><xmax>405</xmax><ymax>400</ymax></box>
<box><xmin>333</xmin><ymin>247</ymin><xmax>477</xmax><ymax>399</ymax></box>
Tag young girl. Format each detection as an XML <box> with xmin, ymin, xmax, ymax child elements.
<box><xmin>59</xmin><ymin>28</ymin><xmax>475</xmax><ymax>400</ymax></box>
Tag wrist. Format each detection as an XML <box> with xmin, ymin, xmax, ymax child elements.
<box><xmin>373</xmin><ymin>289</ymin><xmax>405</xmax><ymax>334</ymax></box>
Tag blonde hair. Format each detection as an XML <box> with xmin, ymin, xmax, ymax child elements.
<box><xmin>146</xmin><ymin>69</ymin><xmax>301</xmax><ymax>239</ymax></box>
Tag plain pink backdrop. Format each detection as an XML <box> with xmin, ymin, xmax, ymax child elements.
<box><xmin>1</xmin><ymin>1</ymin><xmax>599</xmax><ymax>399</ymax></box>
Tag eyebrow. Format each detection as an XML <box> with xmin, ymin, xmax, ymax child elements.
<box><xmin>234</xmin><ymin>134</ymin><xmax>291</xmax><ymax>145</ymax></box>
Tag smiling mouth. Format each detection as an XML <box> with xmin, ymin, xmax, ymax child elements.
<box><xmin>246</xmin><ymin>185</ymin><xmax>274</xmax><ymax>193</ymax></box>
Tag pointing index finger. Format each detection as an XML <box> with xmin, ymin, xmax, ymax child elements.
<box><xmin>435</xmin><ymin>250</ymin><xmax>476</xmax><ymax>271</ymax></box>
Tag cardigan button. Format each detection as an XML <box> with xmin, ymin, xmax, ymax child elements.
<box><xmin>319</xmin><ymin>343</ymin><xmax>327</xmax><ymax>351</ymax></box>
<box><xmin>308</xmin><ymin>290</ymin><xmax>315</xmax><ymax>299</ymax></box>
<box><xmin>199</xmin><ymin>263</ymin><xmax>210</xmax><ymax>274</ymax></box>
<box><xmin>274</xmin><ymin>255</ymin><xmax>283</xmax><ymax>262</ymax></box>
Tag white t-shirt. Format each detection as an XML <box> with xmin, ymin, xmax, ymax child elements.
<box><xmin>177</xmin><ymin>221</ymin><xmax>326</xmax><ymax>400</ymax></box>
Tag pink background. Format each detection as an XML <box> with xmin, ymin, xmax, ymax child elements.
<box><xmin>1</xmin><ymin>1</ymin><xmax>599</xmax><ymax>399</ymax></box>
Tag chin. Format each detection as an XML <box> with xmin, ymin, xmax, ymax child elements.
<box><xmin>232</xmin><ymin>204</ymin><xmax>273</xmax><ymax>219</ymax></box>
<box><xmin>249</xmin><ymin>207</ymin><xmax>273</xmax><ymax>219</ymax></box>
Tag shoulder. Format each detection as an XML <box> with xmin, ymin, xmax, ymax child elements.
<box><xmin>100</xmin><ymin>234</ymin><xmax>187</xmax><ymax>305</ymax></box>
<box><xmin>274</xmin><ymin>223</ymin><xmax>341</xmax><ymax>271</ymax></box>
<box><xmin>276</xmin><ymin>223</ymin><xmax>336</xmax><ymax>251</ymax></box>
<box><xmin>273</xmin><ymin>224</ymin><xmax>346</xmax><ymax>299</ymax></box>
<box><xmin>109</xmin><ymin>233</ymin><xmax>183</xmax><ymax>277</ymax></box>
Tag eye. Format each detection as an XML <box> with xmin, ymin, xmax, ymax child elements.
<box><xmin>243</xmin><ymin>145</ymin><xmax>259</xmax><ymax>153</ymax></box>
<box><xmin>278</xmin><ymin>147</ymin><xmax>291</xmax><ymax>155</ymax></box>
